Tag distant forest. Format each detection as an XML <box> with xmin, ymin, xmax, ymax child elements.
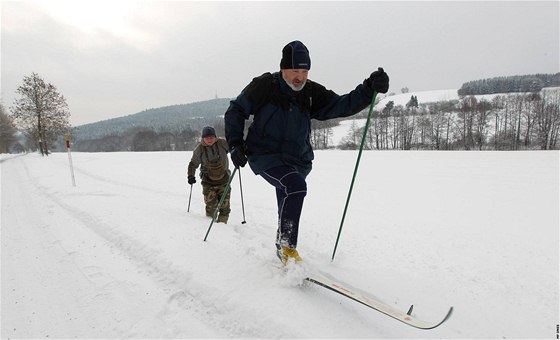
<box><xmin>40</xmin><ymin>73</ymin><xmax>558</xmax><ymax>152</ymax></box>
<box><xmin>458</xmin><ymin>73</ymin><xmax>560</xmax><ymax>96</ymax></box>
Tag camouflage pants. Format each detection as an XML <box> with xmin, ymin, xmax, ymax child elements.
<box><xmin>202</xmin><ymin>183</ymin><xmax>231</xmax><ymax>217</ymax></box>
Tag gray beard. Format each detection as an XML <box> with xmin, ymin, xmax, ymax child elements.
<box><xmin>282</xmin><ymin>73</ymin><xmax>306</xmax><ymax>92</ymax></box>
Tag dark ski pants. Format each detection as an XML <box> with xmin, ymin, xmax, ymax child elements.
<box><xmin>260</xmin><ymin>166</ymin><xmax>307</xmax><ymax>248</ymax></box>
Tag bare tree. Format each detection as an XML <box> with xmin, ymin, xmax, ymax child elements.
<box><xmin>310</xmin><ymin>119</ymin><xmax>336</xmax><ymax>149</ymax></box>
<box><xmin>457</xmin><ymin>96</ymin><xmax>478</xmax><ymax>150</ymax></box>
<box><xmin>473</xmin><ymin>98</ymin><xmax>491</xmax><ymax>150</ymax></box>
<box><xmin>11</xmin><ymin>73</ymin><xmax>70</xmax><ymax>155</ymax></box>
<box><xmin>535</xmin><ymin>90</ymin><xmax>560</xmax><ymax>149</ymax></box>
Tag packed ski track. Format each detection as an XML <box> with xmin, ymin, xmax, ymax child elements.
<box><xmin>2</xmin><ymin>151</ymin><xmax>558</xmax><ymax>339</ymax></box>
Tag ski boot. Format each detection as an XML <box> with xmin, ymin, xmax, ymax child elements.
<box><xmin>217</xmin><ymin>214</ymin><xmax>229</xmax><ymax>224</ymax></box>
<box><xmin>276</xmin><ymin>246</ymin><xmax>302</xmax><ymax>265</ymax></box>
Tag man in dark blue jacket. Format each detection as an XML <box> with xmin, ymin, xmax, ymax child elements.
<box><xmin>224</xmin><ymin>40</ymin><xmax>389</xmax><ymax>265</ymax></box>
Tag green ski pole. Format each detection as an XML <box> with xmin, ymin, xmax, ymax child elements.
<box><xmin>204</xmin><ymin>167</ymin><xmax>237</xmax><ymax>241</ymax></box>
<box><xmin>331</xmin><ymin>91</ymin><xmax>378</xmax><ymax>261</ymax></box>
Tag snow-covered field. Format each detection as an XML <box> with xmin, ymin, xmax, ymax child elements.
<box><xmin>2</xmin><ymin>150</ymin><xmax>558</xmax><ymax>339</ymax></box>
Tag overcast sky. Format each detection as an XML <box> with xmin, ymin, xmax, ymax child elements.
<box><xmin>2</xmin><ymin>1</ymin><xmax>559</xmax><ymax>126</ymax></box>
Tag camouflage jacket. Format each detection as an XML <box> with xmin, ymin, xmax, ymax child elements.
<box><xmin>187</xmin><ymin>138</ymin><xmax>230</xmax><ymax>185</ymax></box>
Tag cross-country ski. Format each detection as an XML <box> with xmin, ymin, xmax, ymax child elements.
<box><xmin>305</xmin><ymin>270</ymin><xmax>453</xmax><ymax>330</ymax></box>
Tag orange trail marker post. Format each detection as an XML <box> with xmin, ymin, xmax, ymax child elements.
<box><xmin>65</xmin><ymin>134</ymin><xmax>76</xmax><ymax>187</ymax></box>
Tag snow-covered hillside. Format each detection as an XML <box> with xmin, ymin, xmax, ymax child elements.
<box><xmin>2</xmin><ymin>151</ymin><xmax>558</xmax><ymax>338</ymax></box>
<box><xmin>379</xmin><ymin>89</ymin><xmax>460</xmax><ymax>107</ymax></box>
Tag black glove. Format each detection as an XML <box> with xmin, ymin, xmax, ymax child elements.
<box><xmin>230</xmin><ymin>145</ymin><xmax>247</xmax><ymax>168</ymax></box>
<box><xmin>187</xmin><ymin>175</ymin><xmax>196</xmax><ymax>185</ymax></box>
<box><xmin>364</xmin><ymin>67</ymin><xmax>389</xmax><ymax>94</ymax></box>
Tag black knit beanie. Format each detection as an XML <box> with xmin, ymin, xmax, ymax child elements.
<box><xmin>201</xmin><ymin>126</ymin><xmax>216</xmax><ymax>138</ymax></box>
<box><xmin>280</xmin><ymin>40</ymin><xmax>311</xmax><ymax>70</ymax></box>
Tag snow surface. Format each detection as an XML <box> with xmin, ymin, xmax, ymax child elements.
<box><xmin>2</xmin><ymin>151</ymin><xmax>558</xmax><ymax>339</ymax></box>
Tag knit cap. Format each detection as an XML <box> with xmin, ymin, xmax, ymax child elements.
<box><xmin>202</xmin><ymin>126</ymin><xmax>216</xmax><ymax>138</ymax></box>
<box><xmin>280</xmin><ymin>40</ymin><xmax>311</xmax><ymax>70</ymax></box>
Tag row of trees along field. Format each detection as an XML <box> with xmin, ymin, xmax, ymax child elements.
<box><xmin>332</xmin><ymin>88</ymin><xmax>560</xmax><ymax>151</ymax></box>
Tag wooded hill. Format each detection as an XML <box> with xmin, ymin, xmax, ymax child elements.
<box><xmin>73</xmin><ymin>98</ymin><xmax>231</xmax><ymax>140</ymax></box>
<box><xmin>71</xmin><ymin>98</ymin><xmax>231</xmax><ymax>152</ymax></box>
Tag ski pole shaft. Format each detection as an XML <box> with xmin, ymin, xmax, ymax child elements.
<box><xmin>187</xmin><ymin>183</ymin><xmax>193</xmax><ymax>212</ymax></box>
<box><xmin>204</xmin><ymin>167</ymin><xmax>237</xmax><ymax>241</ymax></box>
<box><xmin>332</xmin><ymin>92</ymin><xmax>378</xmax><ymax>261</ymax></box>
<box><xmin>239</xmin><ymin>169</ymin><xmax>246</xmax><ymax>224</ymax></box>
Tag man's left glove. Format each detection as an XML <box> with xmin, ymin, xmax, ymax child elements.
<box><xmin>364</xmin><ymin>67</ymin><xmax>390</xmax><ymax>94</ymax></box>
<box><xmin>187</xmin><ymin>175</ymin><xmax>196</xmax><ymax>185</ymax></box>
<box><xmin>230</xmin><ymin>145</ymin><xmax>247</xmax><ymax>168</ymax></box>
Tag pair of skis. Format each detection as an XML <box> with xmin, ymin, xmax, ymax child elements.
<box><xmin>303</xmin><ymin>269</ymin><xmax>453</xmax><ymax>330</ymax></box>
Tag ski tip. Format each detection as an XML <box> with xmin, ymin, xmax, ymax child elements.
<box><xmin>437</xmin><ymin>306</ymin><xmax>454</xmax><ymax>327</ymax></box>
<box><xmin>416</xmin><ymin>306</ymin><xmax>454</xmax><ymax>330</ymax></box>
<box><xmin>445</xmin><ymin>306</ymin><xmax>454</xmax><ymax>320</ymax></box>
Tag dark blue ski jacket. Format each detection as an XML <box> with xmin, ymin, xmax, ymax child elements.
<box><xmin>224</xmin><ymin>72</ymin><xmax>373</xmax><ymax>176</ymax></box>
